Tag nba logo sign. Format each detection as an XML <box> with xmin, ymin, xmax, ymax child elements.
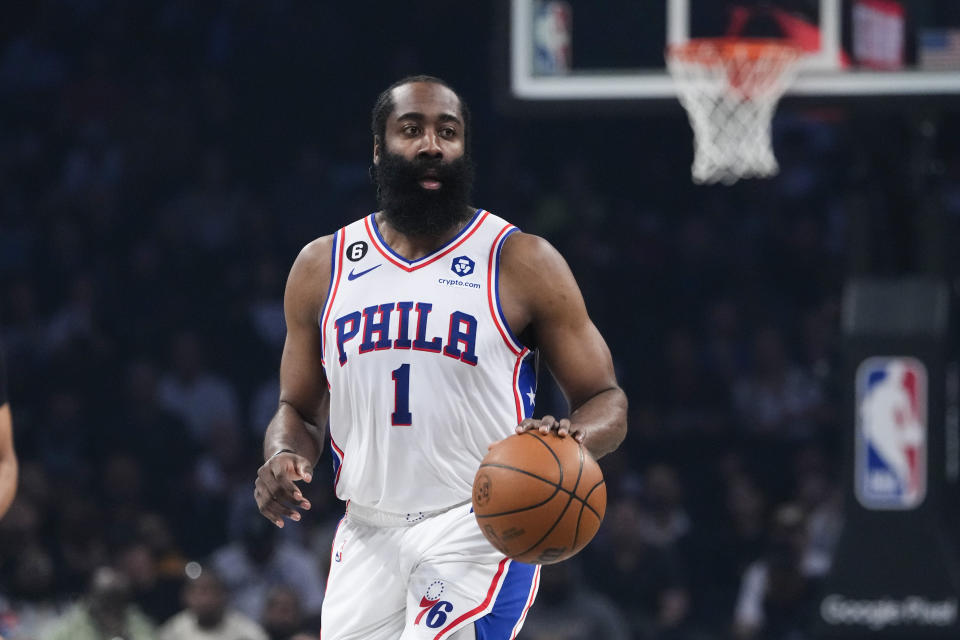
<box><xmin>533</xmin><ymin>1</ymin><xmax>571</xmax><ymax>75</ymax></box>
<box><xmin>855</xmin><ymin>357</ymin><xmax>927</xmax><ymax>510</ymax></box>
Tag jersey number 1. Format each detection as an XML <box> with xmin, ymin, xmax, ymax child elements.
<box><xmin>391</xmin><ymin>363</ymin><xmax>412</xmax><ymax>426</ymax></box>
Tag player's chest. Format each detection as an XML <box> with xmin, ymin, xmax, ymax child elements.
<box><xmin>325</xmin><ymin>259</ymin><xmax>495</xmax><ymax>365</ymax></box>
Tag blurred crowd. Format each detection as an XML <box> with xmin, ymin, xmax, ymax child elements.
<box><xmin>2</xmin><ymin>1</ymin><xmax>959</xmax><ymax>640</ymax></box>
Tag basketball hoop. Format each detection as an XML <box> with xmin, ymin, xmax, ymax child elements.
<box><xmin>666</xmin><ymin>38</ymin><xmax>801</xmax><ymax>185</ymax></box>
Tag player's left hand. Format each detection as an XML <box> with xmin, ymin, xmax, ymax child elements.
<box><xmin>487</xmin><ymin>416</ymin><xmax>585</xmax><ymax>451</ymax></box>
<box><xmin>516</xmin><ymin>415</ymin><xmax>585</xmax><ymax>442</ymax></box>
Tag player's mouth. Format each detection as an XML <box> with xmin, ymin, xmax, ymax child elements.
<box><xmin>419</xmin><ymin>170</ymin><xmax>442</xmax><ymax>190</ymax></box>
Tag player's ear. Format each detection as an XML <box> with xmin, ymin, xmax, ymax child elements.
<box><xmin>373</xmin><ymin>136</ymin><xmax>381</xmax><ymax>166</ymax></box>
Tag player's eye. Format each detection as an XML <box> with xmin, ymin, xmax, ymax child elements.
<box><xmin>402</xmin><ymin>125</ymin><xmax>421</xmax><ymax>136</ymax></box>
<box><xmin>439</xmin><ymin>127</ymin><xmax>457</xmax><ymax>138</ymax></box>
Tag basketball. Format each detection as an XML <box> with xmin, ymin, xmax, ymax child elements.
<box><xmin>472</xmin><ymin>430</ymin><xmax>606</xmax><ymax>565</ymax></box>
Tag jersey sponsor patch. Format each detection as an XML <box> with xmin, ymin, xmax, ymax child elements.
<box><xmin>855</xmin><ymin>356</ymin><xmax>927</xmax><ymax>510</ymax></box>
<box><xmin>451</xmin><ymin>255</ymin><xmax>475</xmax><ymax>276</ymax></box>
<box><xmin>437</xmin><ymin>277</ymin><xmax>481</xmax><ymax>290</ymax></box>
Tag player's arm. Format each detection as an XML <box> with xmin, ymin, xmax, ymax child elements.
<box><xmin>500</xmin><ymin>232</ymin><xmax>627</xmax><ymax>459</ymax></box>
<box><xmin>255</xmin><ymin>236</ymin><xmax>333</xmax><ymax>528</ymax></box>
<box><xmin>0</xmin><ymin>402</ymin><xmax>17</xmax><ymax>519</ymax></box>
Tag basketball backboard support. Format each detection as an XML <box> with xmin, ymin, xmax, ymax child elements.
<box><xmin>510</xmin><ymin>0</ymin><xmax>960</xmax><ymax>100</ymax></box>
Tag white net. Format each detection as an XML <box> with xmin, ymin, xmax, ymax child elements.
<box><xmin>667</xmin><ymin>39</ymin><xmax>801</xmax><ymax>185</ymax></box>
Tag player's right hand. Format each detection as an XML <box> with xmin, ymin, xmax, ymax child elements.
<box><xmin>254</xmin><ymin>451</ymin><xmax>313</xmax><ymax>528</ymax></box>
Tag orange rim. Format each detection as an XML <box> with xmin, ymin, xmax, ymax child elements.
<box><xmin>666</xmin><ymin>37</ymin><xmax>800</xmax><ymax>64</ymax></box>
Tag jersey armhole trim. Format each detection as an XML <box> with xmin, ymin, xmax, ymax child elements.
<box><xmin>512</xmin><ymin>348</ymin><xmax>533</xmax><ymax>424</ymax></box>
<box><xmin>487</xmin><ymin>225</ymin><xmax>524</xmax><ymax>355</ymax></box>
<box><xmin>319</xmin><ymin>228</ymin><xmax>346</xmax><ymax>366</ymax></box>
<box><xmin>329</xmin><ymin>433</ymin><xmax>344</xmax><ymax>489</ymax></box>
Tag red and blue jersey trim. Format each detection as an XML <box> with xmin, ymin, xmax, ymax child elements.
<box><xmin>329</xmin><ymin>434</ymin><xmax>344</xmax><ymax>489</ymax></box>
<box><xmin>486</xmin><ymin>224</ymin><xmax>523</xmax><ymax>355</ymax></box>
<box><xmin>319</xmin><ymin>228</ymin><xmax>346</xmax><ymax>367</ymax></box>
<box><xmin>364</xmin><ymin>209</ymin><xmax>488</xmax><ymax>272</ymax></box>
<box><xmin>512</xmin><ymin>350</ymin><xmax>537</xmax><ymax>423</ymax></box>
<box><xmin>487</xmin><ymin>223</ymin><xmax>537</xmax><ymax>423</ymax></box>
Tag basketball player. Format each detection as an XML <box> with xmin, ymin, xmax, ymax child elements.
<box><xmin>0</xmin><ymin>340</ymin><xmax>18</xmax><ymax>519</ymax></box>
<box><xmin>254</xmin><ymin>76</ymin><xmax>627</xmax><ymax>639</ymax></box>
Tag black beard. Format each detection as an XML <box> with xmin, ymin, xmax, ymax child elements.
<box><xmin>374</xmin><ymin>150</ymin><xmax>474</xmax><ymax>236</ymax></box>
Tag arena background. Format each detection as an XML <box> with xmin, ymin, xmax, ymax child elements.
<box><xmin>0</xmin><ymin>1</ymin><xmax>958</xmax><ymax>639</ymax></box>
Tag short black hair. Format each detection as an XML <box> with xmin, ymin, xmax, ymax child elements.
<box><xmin>370</xmin><ymin>75</ymin><xmax>471</xmax><ymax>151</ymax></box>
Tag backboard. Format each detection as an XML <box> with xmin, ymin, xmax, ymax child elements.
<box><xmin>510</xmin><ymin>0</ymin><xmax>960</xmax><ymax>101</ymax></box>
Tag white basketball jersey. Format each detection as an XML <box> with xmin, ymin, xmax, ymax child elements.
<box><xmin>319</xmin><ymin>210</ymin><xmax>537</xmax><ymax>514</ymax></box>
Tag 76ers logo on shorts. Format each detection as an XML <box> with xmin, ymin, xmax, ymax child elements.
<box><xmin>415</xmin><ymin>580</ymin><xmax>454</xmax><ymax>629</ymax></box>
<box><xmin>855</xmin><ymin>356</ymin><xmax>927</xmax><ymax>510</ymax></box>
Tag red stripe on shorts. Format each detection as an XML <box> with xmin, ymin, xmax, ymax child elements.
<box><xmin>434</xmin><ymin>557</ymin><xmax>510</xmax><ymax>639</ymax></box>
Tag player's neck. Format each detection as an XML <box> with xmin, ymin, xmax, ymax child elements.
<box><xmin>374</xmin><ymin>207</ymin><xmax>476</xmax><ymax>261</ymax></box>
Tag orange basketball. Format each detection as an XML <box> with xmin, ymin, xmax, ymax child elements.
<box><xmin>472</xmin><ymin>430</ymin><xmax>606</xmax><ymax>564</ymax></box>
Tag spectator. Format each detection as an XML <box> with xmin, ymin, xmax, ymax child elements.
<box><xmin>0</xmin><ymin>467</ymin><xmax>49</xmax><ymax>586</ymax></box>
<box><xmin>99</xmin><ymin>358</ymin><xmax>196</xmax><ymax>518</ymax></box>
<box><xmin>0</xmin><ymin>542</ymin><xmax>64</xmax><ymax>639</ymax></box>
<box><xmin>733</xmin><ymin>326</ymin><xmax>825</xmax><ymax>439</ymax></box>
<box><xmin>702</xmin><ymin>297</ymin><xmax>747</xmax><ymax>385</ymax></box>
<box><xmin>798</xmin><ymin>301</ymin><xmax>839</xmax><ymax>385</ymax></box>
<box><xmin>158</xmin><ymin>146</ymin><xmax>244</xmax><ymax>255</ymax></box>
<box><xmin>732</xmin><ymin>504</ymin><xmax>824</xmax><ymax>640</ymax></box>
<box><xmin>159</xmin><ymin>567</ymin><xmax>267</xmax><ymax>640</ymax></box>
<box><xmin>792</xmin><ymin>446</ymin><xmax>843</xmax><ymax>576</ymax></box>
<box><xmin>100</xmin><ymin>452</ymin><xmax>150</xmax><ymax>534</ymax></box>
<box><xmin>0</xmin><ymin>281</ymin><xmax>44</xmax><ymax>385</ymax></box>
<box><xmin>651</xmin><ymin>328</ymin><xmax>731</xmax><ymax>436</ymax></box>
<box><xmin>52</xmin><ymin>495</ymin><xmax>109</xmax><ymax>596</ymax></box>
<box><xmin>42</xmin><ymin>566</ymin><xmax>156</xmax><ymax>640</ymax></box>
<box><xmin>635</xmin><ymin>463</ymin><xmax>693</xmax><ymax>549</ymax></box>
<box><xmin>245</xmin><ymin>257</ymin><xmax>285</xmax><ymax>352</ymax></box>
<box><xmin>35</xmin><ymin>386</ymin><xmax>92</xmax><ymax>480</ymax></box>
<box><xmin>0</xmin><ymin>21</ymin><xmax>66</xmax><ymax>94</ymax></box>
<box><xmin>583</xmin><ymin>499</ymin><xmax>694</xmax><ymax>640</ymax></box>
<box><xmin>118</xmin><ymin>540</ymin><xmax>183</xmax><ymax>626</ymax></box>
<box><xmin>191</xmin><ymin>424</ymin><xmax>256</xmax><ymax>554</ymax></box>
<box><xmin>136</xmin><ymin>513</ymin><xmax>190</xmax><ymax>598</ymax></box>
<box><xmin>260</xmin><ymin>585</ymin><xmax>317</xmax><ymax>640</ymax></box>
<box><xmin>157</xmin><ymin>330</ymin><xmax>241</xmax><ymax>446</ymax></box>
<box><xmin>689</xmin><ymin>465</ymin><xmax>769</xmax><ymax>629</ymax></box>
<box><xmin>209</xmin><ymin>511</ymin><xmax>325</xmax><ymax>622</ymax></box>
<box><xmin>248</xmin><ymin>375</ymin><xmax>279</xmax><ymax>442</ymax></box>
<box><xmin>521</xmin><ymin>560</ymin><xmax>631</xmax><ymax>640</ymax></box>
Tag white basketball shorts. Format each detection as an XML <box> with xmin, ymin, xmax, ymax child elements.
<box><xmin>321</xmin><ymin>501</ymin><xmax>540</xmax><ymax>640</ymax></box>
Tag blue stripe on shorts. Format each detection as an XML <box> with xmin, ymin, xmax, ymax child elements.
<box><xmin>474</xmin><ymin>560</ymin><xmax>537</xmax><ymax>639</ymax></box>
